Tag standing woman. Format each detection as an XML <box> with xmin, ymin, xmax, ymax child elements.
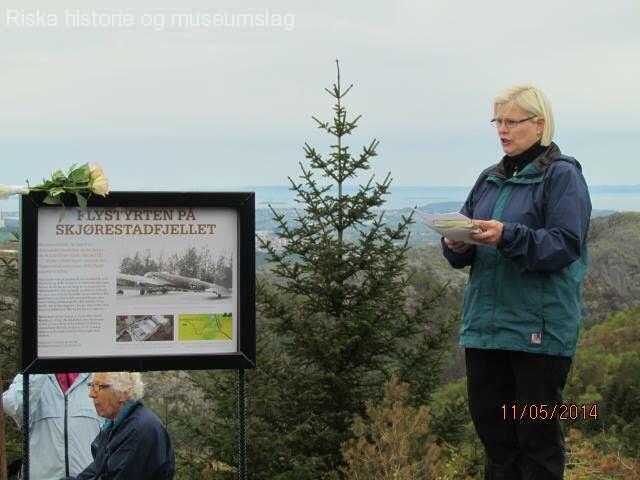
<box><xmin>442</xmin><ymin>85</ymin><xmax>591</xmax><ymax>479</ymax></box>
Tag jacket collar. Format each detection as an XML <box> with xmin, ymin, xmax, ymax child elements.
<box><xmin>490</xmin><ymin>142</ymin><xmax>562</xmax><ymax>180</ymax></box>
<box><xmin>487</xmin><ymin>142</ymin><xmax>568</xmax><ymax>185</ymax></box>
<box><xmin>47</xmin><ymin>372</ymin><xmax>91</xmax><ymax>395</ymax></box>
<box><xmin>103</xmin><ymin>400</ymin><xmax>142</xmax><ymax>431</ymax></box>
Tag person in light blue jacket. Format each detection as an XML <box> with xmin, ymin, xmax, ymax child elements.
<box><xmin>442</xmin><ymin>85</ymin><xmax>591</xmax><ymax>479</ymax></box>
<box><xmin>3</xmin><ymin>373</ymin><xmax>102</xmax><ymax>480</ymax></box>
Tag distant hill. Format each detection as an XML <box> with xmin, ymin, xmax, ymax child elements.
<box><xmin>592</xmin><ymin>209</ymin><xmax>616</xmax><ymax>218</ymax></box>
<box><xmin>255</xmin><ymin>205</ymin><xmax>619</xmax><ymax>248</ymax></box>
<box><xmin>407</xmin><ymin>243</ymin><xmax>467</xmax><ymax>291</ymax></box>
<box><xmin>416</xmin><ymin>201</ymin><xmax>463</xmax><ymax>213</ymax></box>
<box><xmin>583</xmin><ymin>212</ymin><xmax>640</xmax><ymax>327</ymax></box>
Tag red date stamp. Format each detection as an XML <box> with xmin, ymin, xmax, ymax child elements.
<box><xmin>501</xmin><ymin>403</ymin><xmax>599</xmax><ymax>421</ymax></box>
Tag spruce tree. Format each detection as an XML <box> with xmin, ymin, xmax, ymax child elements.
<box><xmin>179</xmin><ymin>61</ymin><xmax>451</xmax><ymax>480</ymax></box>
<box><xmin>255</xmin><ymin>60</ymin><xmax>451</xmax><ymax>477</ymax></box>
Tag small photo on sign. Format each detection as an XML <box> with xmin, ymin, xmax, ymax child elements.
<box><xmin>178</xmin><ymin>313</ymin><xmax>233</xmax><ymax>341</ymax></box>
<box><xmin>116</xmin><ymin>315</ymin><xmax>175</xmax><ymax>342</ymax></box>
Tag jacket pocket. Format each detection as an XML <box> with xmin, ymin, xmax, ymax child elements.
<box><xmin>498</xmin><ymin>261</ymin><xmax>545</xmax><ymax>345</ymax></box>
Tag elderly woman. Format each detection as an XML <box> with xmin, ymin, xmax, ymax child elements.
<box><xmin>442</xmin><ymin>85</ymin><xmax>591</xmax><ymax>479</ymax></box>
<box><xmin>68</xmin><ymin>372</ymin><xmax>175</xmax><ymax>480</ymax></box>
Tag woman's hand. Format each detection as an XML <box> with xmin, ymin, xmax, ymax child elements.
<box><xmin>444</xmin><ymin>237</ymin><xmax>473</xmax><ymax>254</ymax></box>
<box><xmin>470</xmin><ymin>219</ymin><xmax>504</xmax><ymax>246</ymax></box>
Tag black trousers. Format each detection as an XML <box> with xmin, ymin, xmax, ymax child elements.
<box><xmin>465</xmin><ymin>348</ymin><xmax>572</xmax><ymax>480</ymax></box>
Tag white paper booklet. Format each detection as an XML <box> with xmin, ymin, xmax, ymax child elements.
<box><xmin>414</xmin><ymin>210</ymin><xmax>483</xmax><ymax>244</ymax></box>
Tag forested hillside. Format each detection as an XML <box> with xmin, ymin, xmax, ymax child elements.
<box><xmin>565</xmin><ymin>307</ymin><xmax>640</xmax><ymax>460</ymax></box>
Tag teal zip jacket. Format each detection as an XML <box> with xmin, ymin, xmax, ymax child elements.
<box><xmin>442</xmin><ymin>143</ymin><xmax>591</xmax><ymax>357</ymax></box>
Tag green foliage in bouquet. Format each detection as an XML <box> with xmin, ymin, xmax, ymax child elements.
<box><xmin>28</xmin><ymin>163</ymin><xmax>109</xmax><ymax>209</ymax></box>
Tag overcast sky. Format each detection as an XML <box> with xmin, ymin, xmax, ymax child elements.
<box><xmin>2</xmin><ymin>0</ymin><xmax>639</xmax><ymax>211</ymax></box>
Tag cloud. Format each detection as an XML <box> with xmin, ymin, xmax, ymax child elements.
<box><xmin>1</xmin><ymin>0</ymin><xmax>638</xmax><ymax>186</ymax></box>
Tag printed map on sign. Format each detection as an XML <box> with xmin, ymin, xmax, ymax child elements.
<box><xmin>178</xmin><ymin>313</ymin><xmax>233</xmax><ymax>341</ymax></box>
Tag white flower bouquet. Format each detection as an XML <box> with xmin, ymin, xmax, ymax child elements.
<box><xmin>1</xmin><ymin>163</ymin><xmax>109</xmax><ymax>208</ymax></box>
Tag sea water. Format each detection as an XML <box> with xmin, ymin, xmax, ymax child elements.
<box><xmin>247</xmin><ymin>185</ymin><xmax>640</xmax><ymax>212</ymax></box>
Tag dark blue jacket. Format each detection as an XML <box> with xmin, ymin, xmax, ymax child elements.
<box><xmin>443</xmin><ymin>143</ymin><xmax>591</xmax><ymax>356</ymax></box>
<box><xmin>68</xmin><ymin>401</ymin><xmax>175</xmax><ymax>480</ymax></box>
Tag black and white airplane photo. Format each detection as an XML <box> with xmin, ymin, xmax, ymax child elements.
<box><xmin>116</xmin><ymin>271</ymin><xmax>231</xmax><ymax>307</ymax></box>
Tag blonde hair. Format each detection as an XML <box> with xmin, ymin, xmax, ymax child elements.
<box><xmin>100</xmin><ymin>372</ymin><xmax>144</xmax><ymax>400</ymax></box>
<box><xmin>494</xmin><ymin>85</ymin><xmax>555</xmax><ymax>146</ymax></box>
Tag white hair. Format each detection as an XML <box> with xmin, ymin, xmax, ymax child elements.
<box><xmin>494</xmin><ymin>85</ymin><xmax>555</xmax><ymax>146</ymax></box>
<box><xmin>100</xmin><ymin>372</ymin><xmax>144</xmax><ymax>400</ymax></box>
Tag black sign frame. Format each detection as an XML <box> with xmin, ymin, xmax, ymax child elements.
<box><xmin>20</xmin><ymin>191</ymin><xmax>256</xmax><ymax>373</ymax></box>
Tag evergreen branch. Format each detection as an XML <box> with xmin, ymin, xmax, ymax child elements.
<box><xmin>341</xmin><ymin>83</ymin><xmax>354</xmax><ymax>98</ymax></box>
<box><xmin>311</xmin><ymin>116</ymin><xmax>331</xmax><ymax>132</ymax></box>
<box><xmin>324</xmin><ymin>87</ymin><xmax>338</xmax><ymax>99</ymax></box>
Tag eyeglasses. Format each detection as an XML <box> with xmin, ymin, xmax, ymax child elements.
<box><xmin>490</xmin><ymin>116</ymin><xmax>536</xmax><ymax>129</ymax></box>
<box><xmin>87</xmin><ymin>382</ymin><xmax>112</xmax><ymax>393</ymax></box>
